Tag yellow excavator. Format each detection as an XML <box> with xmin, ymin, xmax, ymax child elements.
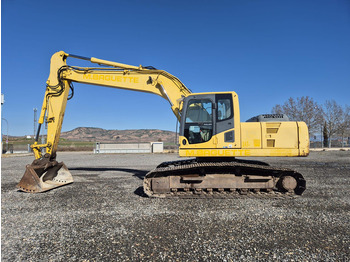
<box><xmin>17</xmin><ymin>51</ymin><xmax>309</xmax><ymax>197</ymax></box>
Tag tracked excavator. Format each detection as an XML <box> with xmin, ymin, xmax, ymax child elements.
<box><xmin>17</xmin><ymin>51</ymin><xmax>309</xmax><ymax>197</ymax></box>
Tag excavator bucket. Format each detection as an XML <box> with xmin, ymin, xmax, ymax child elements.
<box><xmin>17</xmin><ymin>162</ymin><xmax>73</xmax><ymax>193</ymax></box>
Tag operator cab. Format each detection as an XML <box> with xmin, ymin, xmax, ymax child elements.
<box><xmin>180</xmin><ymin>93</ymin><xmax>235</xmax><ymax>145</ymax></box>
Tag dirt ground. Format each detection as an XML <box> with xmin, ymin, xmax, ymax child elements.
<box><xmin>1</xmin><ymin>151</ymin><xmax>350</xmax><ymax>261</ymax></box>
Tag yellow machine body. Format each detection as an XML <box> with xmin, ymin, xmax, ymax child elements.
<box><xmin>178</xmin><ymin>91</ymin><xmax>309</xmax><ymax>158</ymax></box>
<box><xmin>179</xmin><ymin>118</ymin><xmax>309</xmax><ymax>157</ymax></box>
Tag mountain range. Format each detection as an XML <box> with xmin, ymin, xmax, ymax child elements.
<box><xmin>60</xmin><ymin>127</ymin><xmax>177</xmax><ymax>144</ymax></box>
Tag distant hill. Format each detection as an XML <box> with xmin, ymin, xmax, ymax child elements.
<box><xmin>60</xmin><ymin>127</ymin><xmax>177</xmax><ymax>144</ymax></box>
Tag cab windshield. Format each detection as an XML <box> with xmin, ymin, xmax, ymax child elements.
<box><xmin>184</xmin><ymin>99</ymin><xmax>213</xmax><ymax>144</ymax></box>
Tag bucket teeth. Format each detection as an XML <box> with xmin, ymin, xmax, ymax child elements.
<box><xmin>17</xmin><ymin>162</ymin><xmax>73</xmax><ymax>193</ymax></box>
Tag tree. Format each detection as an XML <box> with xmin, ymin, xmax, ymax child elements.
<box><xmin>322</xmin><ymin>100</ymin><xmax>347</xmax><ymax>148</ymax></box>
<box><xmin>336</xmin><ymin>105</ymin><xmax>350</xmax><ymax>147</ymax></box>
<box><xmin>323</xmin><ymin>122</ymin><xmax>329</xmax><ymax>147</ymax></box>
<box><xmin>272</xmin><ymin>96</ymin><xmax>323</xmax><ymax>135</ymax></box>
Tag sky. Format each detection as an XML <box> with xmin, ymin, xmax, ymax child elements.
<box><xmin>1</xmin><ymin>0</ymin><xmax>350</xmax><ymax>136</ymax></box>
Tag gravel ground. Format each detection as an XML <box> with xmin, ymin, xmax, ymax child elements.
<box><xmin>2</xmin><ymin>151</ymin><xmax>350</xmax><ymax>261</ymax></box>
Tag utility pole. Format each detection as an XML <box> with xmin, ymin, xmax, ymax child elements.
<box><xmin>2</xmin><ymin>118</ymin><xmax>9</xmax><ymax>144</ymax></box>
<box><xmin>1</xmin><ymin>94</ymin><xmax>5</xmax><ymax>153</ymax></box>
<box><xmin>33</xmin><ymin>108</ymin><xmax>37</xmax><ymax>139</ymax></box>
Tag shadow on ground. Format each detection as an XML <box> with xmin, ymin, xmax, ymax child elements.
<box><xmin>69</xmin><ymin>167</ymin><xmax>149</xmax><ymax>197</ymax></box>
<box><xmin>69</xmin><ymin>167</ymin><xmax>148</xmax><ymax>180</ymax></box>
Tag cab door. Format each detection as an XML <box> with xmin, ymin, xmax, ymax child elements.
<box><xmin>180</xmin><ymin>94</ymin><xmax>216</xmax><ymax>145</ymax></box>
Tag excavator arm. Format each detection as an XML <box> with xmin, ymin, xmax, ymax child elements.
<box><xmin>33</xmin><ymin>51</ymin><xmax>191</xmax><ymax>160</ymax></box>
<box><xmin>18</xmin><ymin>51</ymin><xmax>191</xmax><ymax>192</ymax></box>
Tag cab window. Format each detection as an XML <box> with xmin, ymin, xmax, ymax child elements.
<box><xmin>184</xmin><ymin>99</ymin><xmax>213</xmax><ymax>144</ymax></box>
<box><xmin>217</xmin><ymin>98</ymin><xmax>231</xmax><ymax>121</ymax></box>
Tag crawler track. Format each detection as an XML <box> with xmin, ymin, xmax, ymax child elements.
<box><xmin>143</xmin><ymin>159</ymin><xmax>306</xmax><ymax>198</ymax></box>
